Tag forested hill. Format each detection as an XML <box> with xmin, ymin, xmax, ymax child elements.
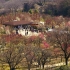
<box><xmin>0</xmin><ymin>0</ymin><xmax>70</xmax><ymax>17</ymax></box>
<box><xmin>0</xmin><ymin>0</ymin><xmax>62</xmax><ymax>9</ymax></box>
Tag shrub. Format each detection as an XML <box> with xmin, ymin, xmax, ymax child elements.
<box><xmin>55</xmin><ymin>65</ymin><xmax>70</xmax><ymax>70</ymax></box>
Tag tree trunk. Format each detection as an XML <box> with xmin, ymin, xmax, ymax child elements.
<box><xmin>9</xmin><ymin>64</ymin><xmax>15</xmax><ymax>70</ymax></box>
<box><xmin>64</xmin><ymin>53</ymin><xmax>69</xmax><ymax>65</ymax></box>
<box><xmin>10</xmin><ymin>68</ymin><xmax>15</xmax><ymax>70</ymax></box>
<box><xmin>41</xmin><ymin>59</ymin><xmax>46</xmax><ymax>69</ymax></box>
<box><xmin>28</xmin><ymin>63</ymin><xmax>31</xmax><ymax>70</ymax></box>
<box><xmin>61</xmin><ymin>55</ymin><xmax>62</xmax><ymax>62</ymax></box>
<box><xmin>42</xmin><ymin>64</ymin><xmax>44</xmax><ymax>69</ymax></box>
<box><xmin>41</xmin><ymin>61</ymin><xmax>45</xmax><ymax>69</ymax></box>
<box><xmin>65</xmin><ymin>58</ymin><xmax>68</xmax><ymax>65</ymax></box>
<box><xmin>38</xmin><ymin>60</ymin><xmax>41</xmax><ymax>68</ymax></box>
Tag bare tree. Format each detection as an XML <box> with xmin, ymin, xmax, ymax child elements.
<box><xmin>47</xmin><ymin>27</ymin><xmax>70</xmax><ymax>65</ymax></box>
<box><xmin>40</xmin><ymin>49</ymin><xmax>51</xmax><ymax>69</ymax></box>
<box><xmin>23</xmin><ymin>45</ymin><xmax>35</xmax><ymax>70</ymax></box>
<box><xmin>0</xmin><ymin>34</ymin><xmax>24</xmax><ymax>70</ymax></box>
<box><xmin>34</xmin><ymin>47</ymin><xmax>51</xmax><ymax>69</ymax></box>
<box><xmin>0</xmin><ymin>45</ymin><xmax>24</xmax><ymax>70</ymax></box>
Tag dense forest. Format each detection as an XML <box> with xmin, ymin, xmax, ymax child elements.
<box><xmin>0</xmin><ymin>0</ymin><xmax>70</xmax><ymax>16</ymax></box>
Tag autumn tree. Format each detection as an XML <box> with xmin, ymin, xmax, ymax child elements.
<box><xmin>28</xmin><ymin>33</ymin><xmax>44</xmax><ymax>47</ymax></box>
<box><xmin>27</xmin><ymin>33</ymin><xmax>49</xmax><ymax>69</ymax></box>
<box><xmin>28</xmin><ymin>35</ymin><xmax>37</xmax><ymax>46</ymax></box>
<box><xmin>47</xmin><ymin>27</ymin><xmax>70</xmax><ymax>65</ymax></box>
<box><xmin>41</xmin><ymin>49</ymin><xmax>51</xmax><ymax>69</ymax></box>
<box><xmin>33</xmin><ymin>38</ymin><xmax>50</xmax><ymax>69</ymax></box>
<box><xmin>0</xmin><ymin>34</ymin><xmax>24</xmax><ymax>70</ymax></box>
<box><xmin>36</xmin><ymin>33</ymin><xmax>44</xmax><ymax>47</ymax></box>
<box><xmin>34</xmin><ymin>45</ymin><xmax>51</xmax><ymax>69</ymax></box>
<box><xmin>53</xmin><ymin>48</ymin><xmax>61</xmax><ymax>60</ymax></box>
<box><xmin>23</xmin><ymin>45</ymin><xmax>35</xmax><ymax>70</ymax></box>
<box><xmin>34</xmin><ymin>47</ymin><xmax>42</xmax><ymax>68</ymax></box>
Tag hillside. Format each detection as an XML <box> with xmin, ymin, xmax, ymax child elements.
<box><xmin>0</xmin><ymin>0</ymin><xmax>62</xmax><ymax>7</ymax></box>
<box><xmin>0</xmin><ymin>0</ymin><xmax>63</xmax><ymax>8</ymax></box>
<box><xmin>0</xmin><ymin>0</ymin><xmax>64</xmax><ymax>16</ymax></box>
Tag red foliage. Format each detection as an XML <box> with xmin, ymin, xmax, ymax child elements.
<box><xmin>62</xmin><ymin>43</ymin><xmax>70</xmax><ymax>48</ymax></box>
<box><xmin>42</xmin><ymin>41</ymin><xmax>49</xmax><ymax>48</ymax></box>
<box><xmin>46</xmin><ymin>32</ymin><xmax>52</xmax><ymax>37</ymax></box>
<box><xmin>66</xmin><ymin>21</ymin><xmax>70</xmax><ymax>26</ymax></box>
<box><xmin>53</xmin><ymin>48</ymin><xmax>61</xmax><ymax>56</ymax></box>
<box><xmin>3</xmin><ymin>34</ymin><xmax>23</xmax><ymax>44</ymax></box>
<box><xmin>38</xmin><ymin>33</ymin><xmax>44</xmax><ymax>40</ymax></box>
<box><xmin>28</xmin><ymin>35</ymin><xmax>37</xmax><ymax>43</ymax></box>
<box><xmin>45</xmin><ymin>19</ymin><xmax>52</xmax><ymax>25</ymax></box>
<box><xmin>54</xmin><ymin>48</ymin><xmax>60</xmax><ymax>52</ymax></box>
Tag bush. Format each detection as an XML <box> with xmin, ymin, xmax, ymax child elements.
<box><xmin>55</xmin><ymin>65</ymin><xmax>70</xmax><ymax>70</ymax></box>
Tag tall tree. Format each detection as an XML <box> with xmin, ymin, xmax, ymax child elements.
<box><xmin>23</xmin><ymin>45</ymin><xmax>35</xmax><ymax>70</ymax></box>
<box><xmin>47</xmin><ymin>27</ymin><xmax>70</xmax><ymax>65</ymax></box>
<box><xmin>0</xmin><ymin>34</ymin><xmax>24</xmax><ymax>70</ymax></box>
